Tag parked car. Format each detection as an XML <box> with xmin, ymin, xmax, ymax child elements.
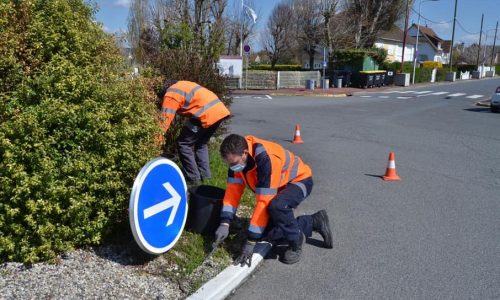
<box><xmin>491</xmin><ymin>86</ymin><xmax>500</xmax><ymax>113</ymax></box>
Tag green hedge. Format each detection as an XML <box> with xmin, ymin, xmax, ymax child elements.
<box><xmin>0</xmin><ymin>0</ymin><xmax>159</xmax><ymax>263</ymax></box>
<box><xmin>249</xmin><ymin>64</ymin><xmax>303</xmax><ymax>71</ymax></box>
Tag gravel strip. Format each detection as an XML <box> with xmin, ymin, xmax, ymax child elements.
<box><xmin>0</xmin><ymin>243</ymin><xmax>229</xmax><ymax>299</ymax></box>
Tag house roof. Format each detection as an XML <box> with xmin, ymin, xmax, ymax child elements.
<box><xmin>441</xmin><ymin>40</ymin><xmax>452</xmax><ymax>54</ymax></box>
<box><xmin>410</xmin><ymin>24</ymin><xmax>444</xmax><ymax>51</ymax></box>
<box><xmin>378</xmin><ymin>26</ymin><xmax>417</xmax><ymax>44</ymax></box>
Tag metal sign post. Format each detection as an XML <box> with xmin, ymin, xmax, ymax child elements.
<box><xmin>244</xmin><ymin>45</ymin><xmax>250</xmax><ymax>90</ymax></box>
<box><xmin>129</xmin><ymin>157</ymin><xmax>188</xmax><ymax>254</ymax></box>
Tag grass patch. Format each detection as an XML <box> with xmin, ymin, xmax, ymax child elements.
<box><xmin>153</xmin><ymin>138</ymin><xmax>255</xmax><ymax>292</ymax></box>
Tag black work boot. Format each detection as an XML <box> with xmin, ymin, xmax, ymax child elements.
<box><xmin>282</xmin><ymin>232</ymin><xmax>304</xmax><ymax>264</ymax></box>
<box><xmin>312</xmin><ymin>210</ymin><xmax>333</xmax><ymax>249</ymax></box>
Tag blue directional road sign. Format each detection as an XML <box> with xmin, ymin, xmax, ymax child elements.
<box><xmin>129</xmin><ymin>157</ymin><xmax>188</xmax><ymax>254</ymax></box>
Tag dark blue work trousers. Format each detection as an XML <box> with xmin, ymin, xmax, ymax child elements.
<box><xmin>264</xmin><ymin>177</ymin><xmax>314</xmax><ymax>243</ymax></box>
<box><xmin>177</xmin><ymin>118</ymin><xmax>222</xmax><ymax>182</ymax></box>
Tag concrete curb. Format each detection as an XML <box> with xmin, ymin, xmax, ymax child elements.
<box><xmin>187</xmin><ymin>242</ymin><xmax>272</xmax><ymax>300</ymax></box>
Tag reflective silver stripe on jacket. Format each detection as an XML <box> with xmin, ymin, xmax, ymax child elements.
<box><xmin>161</xmin><ymin>108</ymin><xmax>177</xmax><ymax>114</ymax></box>
<box><xmin>289</xmin><ymin>156</ymin><xmax>299</xmax><ymax>180</ymax></box>
<box><xmin>183</xmin><ymin>85</ymin><xmax>202</xmax><ymax>109</ymax></box>
<box><xmin>248</xmin><ymin>224</ymin><xmax>265</xmax><ymax>234</ymax></box>
<box><xmin>282</xmin><ymin>150</ymin><xmax>291</xmax><ymax>172</ymax></box>
<box><xmin>222</xmin><ymin>205</ymin><xmax>237</xmax><ymax>214</ymax></box>
<box><xmin>254</xmin><ymin>144</ymin><xmax>265</xmax><ymax>156</ymax></box>
<box><xmin>227</xmin><ymin>177</ymin><xmax>244</xmax><ymax>185</ymax></box>
<box><xmin>166</xmin><ymin>87</ymin><xmax>187</xmax><ymax>99</ymax></box>
<box><xmin>291</xmin><ymin>181</ymin><xmax>307</xmax><ymax>197</ymax></box>
<box><xmin>193</xmin><ymin>98</ymin><xmax>221</xmax><ymax>117</ymax></box>
<box><xmin>255</xmin><ymin>187</ymin><xmax>277</xmax><ymax>195</ymax></box>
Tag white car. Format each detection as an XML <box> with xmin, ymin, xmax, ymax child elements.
<box><xmin>491</xmin><ymin>86</ymin><xmax>500</xmax><ymax>113</ymax></box>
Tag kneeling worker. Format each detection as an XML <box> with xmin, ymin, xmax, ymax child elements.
<box><xmin>214</xmin><ymin>134</ymin><xmax>333</xmax><ymax>266</ymax></box>
<box><xmin>157</xmin><ymin>80</ymin><xmax>230</xmax><ymax>186</ymax></box>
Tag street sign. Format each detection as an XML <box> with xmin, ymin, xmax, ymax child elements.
<box><xmin>129</xmin><ymin>157</ymin><xmax>188</xmax><ymax>254</ymax></box>
<box><xmin>244</xmin><ymin>44</ymin><xmax>251</xmax><ymax>53</ymax></box>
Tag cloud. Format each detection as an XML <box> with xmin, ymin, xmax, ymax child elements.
<box><xmin>114</xmin><ymin>0</ymin><xmax>131</xmax><ymax>8</ymax></box>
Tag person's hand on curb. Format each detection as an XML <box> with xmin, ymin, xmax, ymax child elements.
<box><xmin>233</xmin><ymin>240</ymin><xmax>256</xmax><ymax>267</ymax></box>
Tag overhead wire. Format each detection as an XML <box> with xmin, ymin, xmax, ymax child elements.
<box><xmin>411</xmin><ymin>7</ymin><xmax>499</xmax><ymax>43</ymax></box>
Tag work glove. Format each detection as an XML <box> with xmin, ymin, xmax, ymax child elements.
<box><xmin>214</xmin><ymin>223</ymin><xmax>230</xmax><ymax>244</ymax></box>
<box><xmin>234</xmin><ymin>240</ymin><xmax>256</xmax><ymax>267</ymax></box>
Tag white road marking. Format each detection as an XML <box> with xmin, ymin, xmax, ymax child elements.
<box><xmin>466</xmin><ymin>95</ymin><xmax>484</xmax><ymax>99</ymax></box>
<box><xmin>360</xmin><ymin>95</ymin><xmax>372</xmax><ymax>98</ymax></box>
<box><xmin>397</xmin><ymin>96</ymin><xmax>412</xmax><ymax>99</ymax></box>
<box><xmin>447</xmin><ymin>93</ymin><xmax>466</xmax><ymax>97</ymax></box>
<box><xmin>266</xmin><ymin>95</ymin><xmax>272</xmax><ymax>99</ymax></box>
<box><xmin>430</xmin><ymin>92</ymin><xmax>449</xmax><ymax>95</ymax></box>
<box><xmin>396</xmin><ymin>91</ymin><xmax>416</xmax><ymax>94</ymax></box>
<box><xmin>414</xmin><ymin>90</ymin><xmax>433</xmax><ymax>94</ymax></box>
<box><xmin>378</xmin><ymin>96</ymin><xmax>390</xmax><ymax>98</ymax></box>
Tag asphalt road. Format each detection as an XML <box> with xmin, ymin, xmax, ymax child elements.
<box><xmin>226</xmin><ymin>78</ymin><xmax>500</xmax><ymax>299</ymax></box>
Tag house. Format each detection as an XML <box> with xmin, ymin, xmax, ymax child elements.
<box><xmin>302</xmin><ymin>48</ymin><xmax>330</xmax><ymax>70</ymax></box>
<box><xmin>374</xmin><ymin>26</ymin><xmax>416</xmax><ymax>63</ymax></box>
<box><xmin>408</xmin><ymin>24</ymin><xmax>451</xmax><ymax>64</ymax></box>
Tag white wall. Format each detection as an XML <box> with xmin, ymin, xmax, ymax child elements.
<box><xmin>374</xmin><ymin>41</ymin><xmax>415</xmax><ymax>62</ymax></box>
<box><xmin>217</xmin><ymin>57</ymin><xmax>242</xmax><ymax>77</ymax></box>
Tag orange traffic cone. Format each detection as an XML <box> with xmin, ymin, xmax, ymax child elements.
<box><xmin>292</xmin><ymin>124</ymin><xmax>304</xmax><ymax>144</ymax></box>
<box><xmin>382</xmin><ymin>152</ymin><xmax>401</xmax><ymax>181</ymax></box>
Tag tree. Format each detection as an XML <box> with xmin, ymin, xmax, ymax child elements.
<box><xmin>128</xmin><ymin>0</ymin><xmax>150</xmax><ymax>64</ymax></box>
<box><xmin>128</xmin><ymin>0</ymin><xmax>230</xmax><ymax>63</ymax></box>
<box><xmin>345</xmin><ymin>0</ymin><xmax>413</xmax><ymax>48</ymax></box>
<box><xmin>291</xmin><ymin>0</ymin><xmax>325</xmax><ymax>70</ymax></box>
<box><xmin>263</xmin><ymin>3</ymin><xmax>294</xmax><ymax>68</ymax></box>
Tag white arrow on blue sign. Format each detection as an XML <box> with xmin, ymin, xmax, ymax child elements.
<box><xmin>129</xmin><ymin>157</ymin><xmax>188</xmax><ymax>254</ymax></box>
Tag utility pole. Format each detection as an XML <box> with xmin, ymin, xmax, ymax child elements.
<box><xmin>240</xmin><ymin>0</ymin><xmax>243</xmax><ymax>57</ymax></box>
<box><xmin>449</xmin><ymin>0</ymin><xmax>458</xmax><ymax>72</ymax></box>
<box><xmin>490</xmin><ymin>21</ymin><xmax>498</xmax><ymax>68</ymax></box>
<box><xmin>400</xmin><ymin>0</ymin><xmax>411</xmax><ymax>73</ymax></box>
<box><xmin>476</xmin><ymin>14</ymin><xmax>484</xmax><ymax>69</ymax></box>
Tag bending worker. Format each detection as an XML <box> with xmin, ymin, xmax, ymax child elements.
<box><xmin>157</xmin><ymin>80</ymin><xmax>230</xmax><ymax>186</ymax></box>
<box><xmin>214</xmin><ymin>134</ymin><xmax>333</xmax><ymax>266</ymax></box>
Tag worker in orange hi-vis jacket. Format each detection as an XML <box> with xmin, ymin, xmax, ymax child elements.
<box><xmin>156</xmin><ymin>80</ymin><xmax>230</xmax><ymax>186</ymax></box>
<box><xmin>214</xmin><ymin>134</ymin><xmax>333</xmax><ymax>266</ymax></box>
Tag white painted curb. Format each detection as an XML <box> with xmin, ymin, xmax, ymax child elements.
<box><xmin>187</xmin><ymin>242</ymin><xmax>272</xmax><ymax>300</ymax></box>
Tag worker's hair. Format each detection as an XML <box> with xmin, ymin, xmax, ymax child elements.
<box><xmin>220</xmin><ymin>134</ymin><xmax>248</xmax><ymax>157</ymax></box>
<box><xmin>155</xmin><ymin>80</ymin><xmax>178</xmax><ymax>109</ymax></box>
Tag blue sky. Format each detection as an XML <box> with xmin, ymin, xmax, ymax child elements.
<box><xmin>94</xmin><ymin>0</ymin><xmax>499</xmax><ymax>47</ymax></box>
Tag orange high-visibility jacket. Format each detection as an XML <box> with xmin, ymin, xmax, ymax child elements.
<box><xmin>221</xmin><ymin>136</ymin><xmax>313</xmax><ymax>240</ymax></box>
<box><xmin>160</xmin><ymin>81</ymin><xmax>230</xmax><ymax>132</ymax></box>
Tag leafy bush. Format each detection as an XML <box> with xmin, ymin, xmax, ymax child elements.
<box><xmin>0</xmin><ymin>0</ymin><xmax>159</xmax><ymax>263</ymax></box>
<box><xmin>249</xmin><ymin>64</ymin><xmax>303</xmax><ymax>71</ymax></box>
<box><xmin>496</xmin><ymin>65</ymin><xmax>500</xmax><ymax>74</ymax></box>
<box><xmin>382</xmin><ymin>62</ymin><xmax>414</xmax><ymax>72</ymax></box>
<box><xmin>334</xmin><ymin>48</ymin><xmax>388</xmax><ymax>69</ymax></box>
<box><xmin>421</xmin><ymin>61</ymin><xmax>443</xmax><ymax>69</ymax></box>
